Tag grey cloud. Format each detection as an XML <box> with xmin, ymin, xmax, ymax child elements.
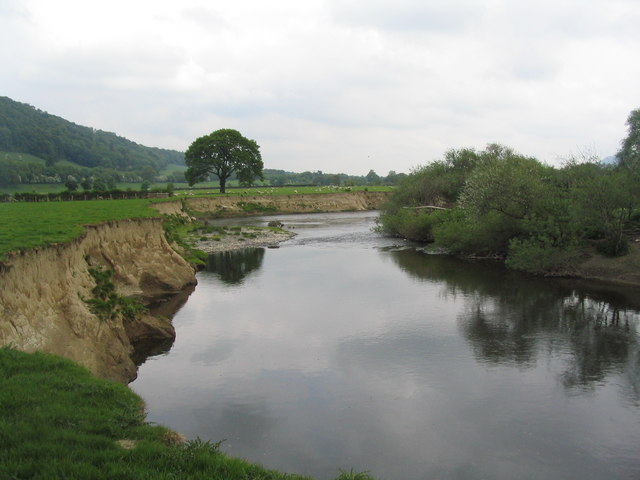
<box><xmin>180</xmin><ymin>6</ymin><xmax>230</xmax><ymax>31</ymax></box>
<box><xmin>330</xmin><ymin>0</ymin><xmax>485</xmax><ymax>33</ymax></box>
<box><xmin>501</xmin><ymin>0</ymin><xmax>639</xmax><ymax>39</ymax></box>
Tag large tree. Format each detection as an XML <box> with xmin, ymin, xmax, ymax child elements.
<box><xmin>617</xmin><ymin>108</ymin><xmax>640</xmax><ymax>171</ymax></box>
<box><xmin>184</xmin><ymin>129</ymin><xmax>263</xmax><ymax>193</ymax></box>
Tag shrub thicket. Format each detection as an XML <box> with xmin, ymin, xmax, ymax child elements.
<box><xmin>379</xmin><ymin>128</ymin><xmax>640</xmax><ymax>275</ymax></box>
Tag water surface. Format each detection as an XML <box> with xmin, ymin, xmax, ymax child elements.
<box><xmin>132</xmin><ymin>211</ymin><xmax>640</xmax><ymax>480</ymax></box>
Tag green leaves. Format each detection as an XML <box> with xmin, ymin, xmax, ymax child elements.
<box><xmin>84</xmin><ymin>267</ymin><xmax>146</xmax><ymax>323</ymax></box>
<box><xmin>185</xmin><ymin>129</ymin><xmax>263</xmax><ymax>193</ymax></box>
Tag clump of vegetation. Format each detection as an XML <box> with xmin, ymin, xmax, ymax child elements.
<box><xmin>379</xmin><ymin>108</ymin><xmax>640</xmax><ymax>275</ymax></box>
<box><xmin>83</xmin><ymin>267</ymin><xmax>146</xmax><ymax>323</ymax></box>
<box><xmin>162</xmin><ymin>214</ymin><xmax>208</xmax><ymax>266</ymax></box>
<box><xmin>335</xmin><ymin>470</ymin><xmax>376</xmax><ymax>480</ymax></box>
<box><xmin>238</xmin><ymin>202</ymin><xmax>278</xmax><ymax>214</ymax></box>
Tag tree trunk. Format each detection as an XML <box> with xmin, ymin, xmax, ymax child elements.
<box><xmin>219</xmin><ymin>176</ymin><xmax>227</xmax><ymax>193</ymax></box>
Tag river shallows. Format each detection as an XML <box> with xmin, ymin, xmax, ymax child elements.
<box><xmin>132</xmin><ymin>211</ymin><xmax>640</xmax><ymax>480</ymax></box>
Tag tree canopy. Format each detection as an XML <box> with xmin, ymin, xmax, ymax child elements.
<box><xmin>184</xmin><ymin>129</ymin><xmax>263</xmax><ymax>193</ymax></box>
<box><xmin>617</xmin><ymin>108</ymin><xmax>640</xmax><ymax>171</ymax></box>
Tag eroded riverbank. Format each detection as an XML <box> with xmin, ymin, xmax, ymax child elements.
<box><xmin>0</xmin><ymin>192</ymin><xmax>390</xmax><ymax>382</ymax></box>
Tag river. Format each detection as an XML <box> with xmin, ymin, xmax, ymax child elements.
<box><xmin>131</xmin><ymin>211</ymin><xmax>640</xmax><ymax>480</ymax></box>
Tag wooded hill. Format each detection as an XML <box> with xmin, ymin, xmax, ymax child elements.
<box><xmin>0</xmin><ymin>96</ymin><xmax>183</xmax><ymax>177</ymax></box>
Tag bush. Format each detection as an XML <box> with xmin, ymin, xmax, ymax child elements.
<box><xmin>595</xmin><ymin>235</ymin><xmax>629</xmax><ymax>257</ymax></box>
<box><xmin>376</xmin><ymin>208</ymin><xmax>447</xmax><ymax>241</ymax></box>
<box><xmin>433</xmin><ymin>209</ymin><xmax>516</xmax><ymax>256</ymax></box>
<box><xmin>506</xmin><ymin>237</ymin><xmax>580</xmax><ymax>275</ymax></box>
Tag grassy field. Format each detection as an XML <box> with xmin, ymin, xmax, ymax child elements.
<box><xmin>0</xmin><ymin>199</ymin><xmax>160</xmax><ymax>259</ymax></box>
<box><xmin>0</xmin><ymin>347</ymin><xmax>374</xmax><ymax>480</ymax></box>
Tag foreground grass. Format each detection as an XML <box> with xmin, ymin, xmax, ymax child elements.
<box><xmin>0</xmin><ymin>348</ymin><xmax>374</xmax><ymax>480</ymax></box>
<box><xmin>0</xmin><ymin>199</ymin><xmax>160</xmax><ymax>260</ymax></box>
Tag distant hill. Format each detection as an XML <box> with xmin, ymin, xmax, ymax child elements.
<box><xmin>0</xmin><ymin>96</ymin><xmax>184</xmax><ymax>171</ymax></box>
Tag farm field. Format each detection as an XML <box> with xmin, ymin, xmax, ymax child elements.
<box><xmin>0</xmin><ymin>199</ymin><xmax>160</xmax><ymax>259</ymax></box>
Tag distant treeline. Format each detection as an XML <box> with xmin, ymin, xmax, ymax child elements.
<box><xmin>260</xmin><ymin>168</ymin><xmax>406</xmax><ymax>187</ymax></box>
<box><xmin>1</xmin><ymin>188</ymin><xmax>172</xmax><ymax>203</ymax></box>
<box><xmin>0</xmin><ymin>161</ymin><xmax>406</xmax><ymax>191</ymax></box>
<box><xmin>0</xmin><ymin>154</ymin><xmax>166</xmax><ymax>188</ymax></box>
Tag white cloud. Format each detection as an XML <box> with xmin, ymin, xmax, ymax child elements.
<box><xmin>0</xmin><ymin>0</ymin><xmax>638</xmax><ymax>174</ymax></box>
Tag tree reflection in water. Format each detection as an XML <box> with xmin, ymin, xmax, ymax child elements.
<box><xmin>205</xmin><ymin>248</ymin><xmax>266</xmax><ymax>285</ymax></box>
<box><xmin>387</xmin><ymin>248</ymin><xmax>640</xmax><ymax>401</ymax></box>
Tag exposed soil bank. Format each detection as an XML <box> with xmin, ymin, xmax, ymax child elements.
<box><xmin>151</xmin><ymin>191</ymin><xmax>390</xmax><ymax>217</ymax></box>
<box><xmin>0</xmin><ymin>218</ymin><xmax>196</xmax><ymax>383</ymax></box>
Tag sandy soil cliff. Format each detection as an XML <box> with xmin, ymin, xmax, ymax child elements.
<box><xmin>0</xmin><ymin>218</ymin><xmax>196</xmax><ymax>383</ymax></box>
<box><xmin>177</xmin><ymin>191</ymin><xmax>389</xmax><ymax>215</ymax></box>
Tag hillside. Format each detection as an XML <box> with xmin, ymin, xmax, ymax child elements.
<box><xmin>0</xmin><ymin>96</ymin><xmax>183</xmax><ymax>179</ymax></box>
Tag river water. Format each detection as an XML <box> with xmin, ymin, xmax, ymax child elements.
<box><xmin>131</xmin><ymin>211</ymin><xmax>640</xmax><ymax>480</ymax></box>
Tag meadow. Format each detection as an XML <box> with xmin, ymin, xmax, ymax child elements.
<box><xmin>0</xmin><ymin>199</ymin><xmax>160</xmax><ymax>259</ymax></box>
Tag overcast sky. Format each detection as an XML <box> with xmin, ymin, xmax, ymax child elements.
<box><xmin>1</xmin><ymin>0</ymin><xmax>638</xmax><ymax>175</ymax></box>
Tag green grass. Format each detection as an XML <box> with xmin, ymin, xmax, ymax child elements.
<box><xmin>0</xmin><ymin>152</ymin><xmax>46</xmax><ymax>165</ymax></box>
<box><xmin>160</xmin><ymin>164</ymin><xmax>187</xmax><ymax>174</ymax></box>
<box><xmin>0</xmin><ymin>199</ymin><xmax>160</xmax><ymax>260</ymax></box>
<box><xmin>0</xmin><ymin>347</ymin><xmax>375</xmax><ymax>480</ymax></box>
<box><xmin>0</xmin><ymin>348</ymin><xmax>305</xmax><ymax>479</ymax></box>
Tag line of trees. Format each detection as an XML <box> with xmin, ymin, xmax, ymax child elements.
<box><xmin>263</xmin><ymin>169</ymin><xmax>405</xmax><ymax>187</ymax></box>
<box><xmin>378</xmin><ymin>109</ymin><xmax>640</xmax><ymax>275</ymax></box>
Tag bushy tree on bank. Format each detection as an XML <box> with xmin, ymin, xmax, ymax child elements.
<box><xmin>184</xmin><ymin>129</ymin><xmax>263</xmax><ymax>193</ymax></box>
<box><xmin>378</xmin><ymin>110</ymin><xmax>640</xmax><ymax>275</ymax></box>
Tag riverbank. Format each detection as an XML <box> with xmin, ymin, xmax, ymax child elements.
<box><xmin>572</xmin><ymin>242</ymin><xmax>640</xmax><ymax>288</ymax></box>
<box><xmin>0</xmin><ymin>218</ymin><xmax>196</xmax><ymax>384</ymax></box>
<box><xmin>0</xmin><ymin>195</ymin><xmax>386</xmax><ymax>480</ymax></box>
<box><xmin>1</xmin><ymin>347</ymin><xmax>374</xmax><ymax>480</ymax></box>
<box><xmin>0</xmin><ymin>191</ymin><xmax>389</xmax><ymax>382</ymax></box>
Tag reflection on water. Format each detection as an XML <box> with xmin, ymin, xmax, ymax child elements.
<box><xmin>132</xmin><ymin>211</ymin><xmax>640</xmax><ymax>480</ymax></box>
<box><xmin>130</xmin><ymin>284</ymin><xmax>196</xmax><ymax>366</ymax></box>
<box><xmin>206</xmin><ymin>248</ymin><xmax>265</xmax><ymax>285</ymax></box>
<box><xmin>389</xmin><ymin>248</ymin><xmax>640</xmax><ymax>398</ymax></box>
